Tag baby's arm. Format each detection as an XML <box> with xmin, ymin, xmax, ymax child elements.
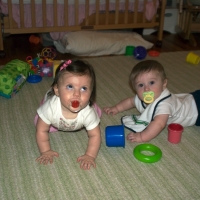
<box><xmin>127</xmin><ymin>114</ymin><xmax>169</xmax><ymax>142</ymax></box>
<box><xmin>35</xmin><ymin>117</ymin><xmax>59</xmax><ymax>165</ymax></box>
<box><xmin>77</xmin><ymin>125</ymin><xmax>101</xmax><ymax>170</ymax></box>
<box><xmin>104</xmin><ymin>97</ymin><xmax>135</xmax><ymax>115</ymax></box>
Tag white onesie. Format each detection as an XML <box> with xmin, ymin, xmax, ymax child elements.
<box><xmin>37</xmin><ymin>95</ymin><xmax>100</xmax><ymax>131</ymax></box>
<box><xmin>122</xmin><ymin>88</ymin><xmax>198</xmax><ymax>133</ymax></box>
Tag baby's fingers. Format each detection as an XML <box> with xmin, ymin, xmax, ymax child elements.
<box><xmin>103</xmin><ymin>108</ymin><xmax>110</xmax><ymax>114</ymax></box>
<box><xmin>53</xmin><ymin>152</ymin><xmax>59</xmax><ymax>157</ymax></box>
<box><xmin>36</xmin><ymin>156</ymin><xmax>53</xmax><ymax>165</ymax></box>
<box><xmin>126</xmin><ymin>133</ymin><xmax>134</xmax><ymax>140</ymax></box>
<box><xmin>127</xmin><ymin>134</ymin><xmax>137</xmax><ymax>143</ymax></box>
<box><xmin>80</xmin><ymin>161</ymin><xmax>96</xmax><ymax>170</ymax></box>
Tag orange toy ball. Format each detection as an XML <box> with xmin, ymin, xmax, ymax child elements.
<box><xmin>29</xmin><ymin>35</ymin><xmax>40</xmax><ymax>44</ymax></box>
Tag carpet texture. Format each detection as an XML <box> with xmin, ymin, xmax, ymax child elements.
<box><xmin>1</xmin><ymin>51</ymin><xmax>200</xmax><ymax>200</ymax></box>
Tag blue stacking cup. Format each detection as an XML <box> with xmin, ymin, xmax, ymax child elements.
<box><xmin>105</xmin><ymin>125</ymin><xmax>125</xmax><ymax>148</ymax></box>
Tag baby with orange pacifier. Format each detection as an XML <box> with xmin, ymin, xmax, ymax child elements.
<box><xmin>34</xmin><ymin>59</ymin><xmax>102</xmax><ymax>170</ymax></box>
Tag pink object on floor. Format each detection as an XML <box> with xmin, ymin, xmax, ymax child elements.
<box><xmin>93</xmin><ymin>103</ymin><xmax>102</xmax><ymax>118</ymax></box>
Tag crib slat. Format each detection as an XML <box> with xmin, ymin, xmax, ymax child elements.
<box><xmin>7</xmin><ymin>0</ymin><xmax>13</xmax><ymax>29</ymax></box>
<box><xmin>181</xmin><ymin>11</ymin><xmax>186</xmax><ymax>30</ymax></box>
<box><xmin>95</xmin><ymin>0</ymin><xmax>100</xmax><ymax>25</ymax></box>
<box><xmin>105</xmin><ymin>0</ymin><xmax>109</xmax><ymax>25</ymax></box>
<box><xmin>42</xmin><ymin>0</ymin><xmax>47</xmax><ymax>27</ymax></box>
<box><xmin>179</xmin><ymin>10</ymin><xmax>184</xmax><ymax>30</ymax></box>
<box><xmin>143</xmin><ymin>0</ymin><xmax>147</xmax><ymax>23</ymax></box>
<box><xmin>64</xmin><ymin>0</ymin><xmax>69</xmax><ymax>26</ymax></box>
<box><xmin>115</xmin><ymin>0</ymin><xmax>119</xmax><ymax>24</ymax></box>
<box><xmin>85</xmin><ymin>0</ymin><xmax>90</xmax><ymax>26</ymax></box>
<box><xmin>151</xmin><ymin>0</ymin><xmax>157</xmax><ymax>23</ymax></box>
<box><xmin>123</xmin><ymin>0</ymin><xmax>128</xmax><ymax>24</ymax></box>
<box><xmin>157</xmin><ymin>0</ymin><xmax>166</xmax><ymax>41</ymax></box>
<box><xmin>19</xmin><ymin>0</ymin><xmax>24</xmax><ymax>28</ymax></box>
<box><xmin>133</xmin><ymin>0</ymin><xmax>138</xmax><ymax>23</ymax></box>
<box><xmin>31</xmin><ymin>0</ymin><xmax>36</xmax><ymax>28</ymax></box>
<box><xmin>183</xmin><ymin>11</ymin><xmax>186</xmax><ymax>30</ymax></box>
<box><xmin>75</xmin><ymin>0</ymin><xmax>79</xmax><ymax>26</ymax></box>
<box><xmin>185</xmin><ymin>11</ymin><xmax>190</xmax><ymax>33</ymax></box>
<box><xmin>53</xmin><ymin>0</ymin><xmax>58</xmax><ymax>27</ymax></box>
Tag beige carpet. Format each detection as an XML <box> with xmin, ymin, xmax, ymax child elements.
<box><xmin>0</xmin><ymin>51</ymin><xmax>200</xmax><ymax>200</ymax></box>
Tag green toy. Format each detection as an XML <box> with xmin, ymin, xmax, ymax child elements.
<box><xmin>133</xmin><ymin>144</ymin><xmax>162</xmax><ymax>163</ymax></box>
<box><xmin>0</xmin><ymin>59</ymin><xmax>30</xmax><ymax>98</ymax></box>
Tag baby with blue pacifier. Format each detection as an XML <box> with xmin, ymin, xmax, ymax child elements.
<box><xmin>104</xmin><ymin>60</ymin><xmax>200</xmax><ymax>142</ymax></box>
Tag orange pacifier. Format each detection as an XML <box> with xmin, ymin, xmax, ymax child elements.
<box><xmin>143</xmin><ymin>91</ymin><xmax>154</xmax><ymax>104</ymax></box>
<box><xmin>71</xmin><ymin>100</ymin><xmax>80</xmax><ymax>108</ymax></box>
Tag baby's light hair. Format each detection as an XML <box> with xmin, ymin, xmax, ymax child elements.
<box><xmin>129</xmin><ymin>60</ymin><xmax>167</xmax><ymax>90</ymax></box>
<box><xmin>47</xmin><ymin>59</ymin><xmax>96</xmax><ymax>106</ymax></box>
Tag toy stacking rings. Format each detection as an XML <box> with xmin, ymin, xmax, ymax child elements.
<box><xmin>133</xmin><ymin>144</ymin><xmax>162</xmax><ymax>163</ymax></box>
<box><xmin>27</xmin><ymin>75</ymin><xmax>42</xmax><ymax>83</ymax></box>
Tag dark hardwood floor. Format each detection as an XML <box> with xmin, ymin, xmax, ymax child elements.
<box><xmin>0</xmin><ymin>31</ymin><xmax>200</xmax><ymax>65</ymax></box>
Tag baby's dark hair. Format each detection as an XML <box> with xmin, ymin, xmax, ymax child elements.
<box><xmin>129</xmin><ymin>60</ymin><xmax>167</xmax><ymax>89</ymax></box>
<box><xmin>47</xmin><ymin>59</ymin><xmax>96</xmax><ymax>106</ymax></box>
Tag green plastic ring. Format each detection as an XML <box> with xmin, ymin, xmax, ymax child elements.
<box><xmin>133</xmin><ymin>144</ymin><xmax>162</xmax><ymax>163</ymax></box>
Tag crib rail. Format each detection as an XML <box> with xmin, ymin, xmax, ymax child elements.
<box><xmin>3</xmin><ymin>0</ymin><xmax>165</xmax><ymax>33</ymax></box>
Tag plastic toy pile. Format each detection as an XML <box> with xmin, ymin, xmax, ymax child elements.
<box><xmin>27</xmin><ymin>47</ymin><xmax>57</xmax><ymax>78</ymax></box>
<box><xmin>0</xmin><ymin>47</ymin><xmax>57</xmax><ymax>98</ymax></box>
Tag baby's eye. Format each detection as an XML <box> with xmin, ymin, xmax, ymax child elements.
<box><xmin>150</xmin><ymin>81</ymin><xmax>155</xmax><ymax>85</ymax></box>
<box><xmin>66</xmin><ymin>85</ymin><xmax>73</xmax><ymax>90</ymax></box>
<box><xmin>80</xmin><ymin>86</ymin><xmax>87</xmax><ymax>91</ymax></box>
<box><xmin>138</xmin><ymin>84</ymin><xmax>143</xmax><ymax>88</ymax></box>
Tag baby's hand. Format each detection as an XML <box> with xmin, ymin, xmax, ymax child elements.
<box><xmin>127</xmin><ymin>132</ymin><xmax>143</xmax><ymax>143</ymax></box>
<box><xmin>36</xmin><ymin>150</ymin><xmax>59</xmax><ymax>165</ymax></box>
<box><xmin>77</xmin><ymin>154</ymin><xmax>96</xmax><ymax>170</ymax></box>
<box><xmin>104</xmin><ymin>106</ymin><xmax>119</xmax><ymax>115</ymax></box>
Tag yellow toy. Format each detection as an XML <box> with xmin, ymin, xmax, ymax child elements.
<box><xmin>53</xmin><ymin>60</ymin><xmax>62</xmax><ymax>78</ymax></box>
<box><xmin>186</xmin><ymin>52</ymin><xmax>200</xmax><ymax>65</ymax></box>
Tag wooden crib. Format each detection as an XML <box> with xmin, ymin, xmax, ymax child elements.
<box><xmin>0</xmin><ymin>0</ymin><xmax>166</xmax><ymax>58</ymax></box>
<box><xmin>178</xmin><ymin>0</ymin><xmax>200</xmax><ymax>46</ymax></box>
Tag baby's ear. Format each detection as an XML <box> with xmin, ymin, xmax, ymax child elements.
<box><xmin>53</xmin><ymin>85</ymin><xmax>59</xmax><ymax>96</ymax></box>
<box><xmin>163</xmin><ymin>79</ymin><xmax>168</xmax><ymax>89</ymax></box>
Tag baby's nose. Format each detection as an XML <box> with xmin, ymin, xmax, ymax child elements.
<box><xmin>144</xmin><ymin>85</ymin><xmax>150</xmax><ymax>91</ymax></box>
<box><xmin>73</xmin><ymin>89</ymin><xmax>80</xmax><ymax>96</ymax></box>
